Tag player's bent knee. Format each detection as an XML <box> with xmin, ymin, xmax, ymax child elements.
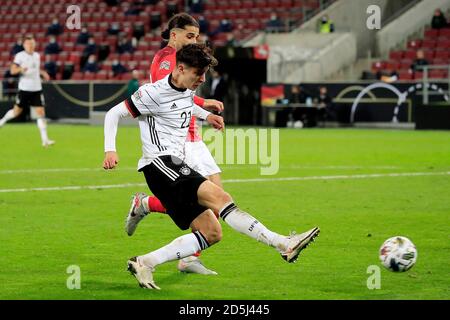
<box><xmin>204</xmin><ymin>226</ymin><xmax>222</xmax><ymax>245</ymax></box>
<box><xmin>218</xmin><ymin>190</ymin><xmax>233</xmax><ymax>206</ymax></box>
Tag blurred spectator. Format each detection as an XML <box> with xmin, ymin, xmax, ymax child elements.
<box><xmin>410</xmin><ymin>49</ymin><xmax>429</xmax><ymax>72</ymax></box>
<box><xmin>83</xmin><ymin>37</ymin><xmax>98</xmax><ymax>56</ymax></box>
<box><xmin>225</xmin><ymin>32</ymin><xmax>239</xmax><ymax>47</ymax></box>
<box><xmin>210</xmin><ymin>19</ymin><xmax>233</xmax><ymax>37</ymax></box>
<box><xmin>125</xmin><ymin>4</ymin><xmax>142</xmax><ymax>16</ymax></box>
<box><xmin>83</xmin><ymin>55</ymin><xmax>99</xmax><ymax>73</ymax></box>
<box><xmin>319</xmin><ymin>15</ymin><xmax>334</xmax><ymax>33</ymax></box>
<box><xmin>112</xmin><ymin>59</ymin><xmax>128</xmax><ymax>77</ymax></box>
<box><xmin>288</xmin><ymin>84</ymin><xmax>308</xmax><ymax>104</ymax></box>
<box><xmin>166</xmin><ymin>2</ymin><xmax>179</xmax><ymax>18</ymax></box>
<box><xmin>2</xmin><ymin>70</ymin><xmax>19</xmax><ymax>100</ymax></box>
<box><xmin>46</xmin><ymin>18</ymin><xmax>63</xmax><ymax>36</ymax></box>
<box><xmin>97</xmin><ymin>44</ymin><xmax>111</xmax><ymax>62</ymax></box>
<box><xmin>76</xmin><ymin>26</ymin><xmax>91</xmax><ymax>45</ymax></box>
<box><xmin>431</xmin><ymin>9</ymin><xmax>448</xmax><ymax>29</ymax></box>
<box><xmin>133</xmin><ymin>23</ymin><xmax>145</xmax><ymax>41</ymax></box>
<box><xmin>377</xmin><ymin>70</ymin><xmax>399</xmax><ymax>83</ymax></box>
<box><xmin>105</xmin><ymin>0</ymin><xmax>119</xmax><ymax>6</ymax></box>
<box><xmin>107</xmin><ymin>22</ymin><xmax>121</xmax><ymax>36</ymax></box>
<box><xmin>117</xmin><ymin>37</ymin><xmax>135</xmax><ymax>54</ymax></box>
<box><xmin>189</xmin><ymin>0</ymin><xmax>204</xmax><ymax>14</ymax></box>
<box><xmin>266</xmin><ymin>13</ymin><xmax>284</xmax><ymax>33</ymax></box>
<box><xmin>198</xmin><ymin>16</ymin><xmax>209</xmax><ymax>34</ymax></box>
<box><xmin>290</xmin><ymin>85</ymin><xmax>313</xmax><ymax>127</ymax></box>
<box><xmin>44</xmin><ymin>55</ymin><xmax>58</xmax><ymax>79</ymax></box>
<box><xmin>10</xmin><ymin>37</ymin><xmax>24</xmax><ymax>55</ymax></box>
<box><xmin>127</xmin><ymin>70</ymin><xmax>140</xmax><ymax>96</ymax></box>
<box><xmin>207</xmin><ymin>69</ymin><xmax>227</xmax><ymax>102</ymax></box>
<box><xmin>315</xmin><ymin>86</ymin><xmax>336</xmax><ymax>121</ymax></box>
<box><xmin>150</xmin><ymin>12</ymin><xmax>162</xmax><ymax>30</ymax></box>
<box><xmin>44</xmin><ymin>36</ymin><xmax>62</xmax><ymax>55</ymax></box>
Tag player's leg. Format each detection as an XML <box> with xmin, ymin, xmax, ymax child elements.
<box><xmin>33</xmin><ymin>90</ymin><xmax>54</xmax><ymax>147</ymax></box>
<box><xmin>34</xmin><ymin>106</ymin><xmax>53</xmax><ymax>147</ymax></box>
<box><xmin>128</xmin><ymin>208</ymin><xmax>221</xmax><ymax>289</ymax></box>
<box><xmin>0</xmin><ymin>98</ymin><xmax>23</xmax><ymax>127</ymax></box>
<box><xmin>197</xmin><ymin>180</ymin><xmax>320</xmax><ymax>263</ymax></box>
<box><xmin>174</xmin><ymin>141</ymin><xmax>221</xmax><ymax>273</ymax></box>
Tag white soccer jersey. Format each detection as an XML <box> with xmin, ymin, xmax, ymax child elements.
<box><xmin>125</xmin><ymin>74</ymin><xmax>211</xmax><ymax>170</ymax></box>
<box><xmin>13</xmin><ymin>51</ymin><xmax>42</xmax><ymax>92</ymax></box>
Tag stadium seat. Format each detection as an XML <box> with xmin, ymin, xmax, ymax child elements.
<box><xmin>422</xmin><ymin>39</ymin><xmax>436</xmax><ymax>49</ymax></box>
<box><xmin>407</xmin><ymin>40</ymin><xmax>422</xmax><ymax>49</ymax></box>
<box><xmin>401</xmin><ymin>49</ymin><xmax>415</xmax><ymax>60</ymax></box>
<box><xmin>398</xmin><ymin>70</ymin><xmax>413</xmax><ymax>80</ymax></box>
<box><xmin>434</xmin><ymin>50</ymin><xmax>449</xmax><ymax>60</ymax></box>
<box><xmin>424</xmin><ymin>28</ymin><xmax>439</xmax><ymax>39</ymax></box>
<box><xmin>438</xmin><ymin>28</ymin><xmax>450</xmax><ymax>38</ymax></box>
<box><xmin>389</xmin><ymin>51</ymin><xmax>403</xmax><ymax>60</ymax></box>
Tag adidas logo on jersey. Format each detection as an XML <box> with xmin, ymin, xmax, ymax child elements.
<box><xmin>170</xmin><ymin>103</ymin><xmax>178</xmax><ymax>109</ymax></box>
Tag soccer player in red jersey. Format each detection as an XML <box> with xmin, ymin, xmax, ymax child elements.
<box><xmin>125</xmin><ymin>13</ymin><xmax>224</xmax><ymax>275</ymax></box>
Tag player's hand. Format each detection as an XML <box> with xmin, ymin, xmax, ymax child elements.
<box><xmin>206</xmin><ymin>114</ymin><xmax>224</xmax><ymax>131</ymax></box>
<box><xmin>42</xmin><ymin>72</ymin><xmax>50</xmax><ymax>81</ymax></box>
<box><xmin>103</xmin><ymin>151</ymin><xmax>119</xmax><ymax>170</ymax></box>
<box><xmin>21</xmin><ymin>67</ymin><xmax>28</xmax><ymax>74</ymax></box>
<box><xmin>203</xmin><ymin>99</ymin><xmax>224</xmax><ymax>113</ymax></box>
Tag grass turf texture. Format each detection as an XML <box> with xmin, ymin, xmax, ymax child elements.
<box><xmin>0</xmin><ymin>124</ymin><xmax>449</xmax><ymax>299</ymax></box>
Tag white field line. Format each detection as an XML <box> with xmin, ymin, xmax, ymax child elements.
<box><xmin>0</xmin><ymin>165</ymin><xmax>401</xmax><ymax>174</ymax></box>
<box><xmin>0</xmin><ymin>171</ymin><xmax>449</xmax><ymax>193</ymax></box>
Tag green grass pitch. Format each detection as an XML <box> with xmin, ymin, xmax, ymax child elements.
<box><xmin>0</xmin><ymin>124</ymin><xmax>449</xmax><ymax>300</ymax></box>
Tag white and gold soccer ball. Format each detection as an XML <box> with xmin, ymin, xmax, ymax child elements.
<box><xmin>379</xmin><ymin>236</ymin><xmax>417</xmax><ymax>272</ymax></box>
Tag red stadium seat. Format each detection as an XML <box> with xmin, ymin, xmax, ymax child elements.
<box><xmin>434</xmin><ymin>50</ymin><xmax>449</xmax><ymax>60</ymax></box>
<box><xmin>438</xmin><ymin>28</ymin><xmax>450</xmax><ymax>38</ymax></box>
<box><xmin>71</xmin><ymin>72</ymin><xmax>83</xmax><ymax>80</ymax></box>
<box><xmin>400</xmin><ymin>59</ymin><xmax>413</xmax><ymax>70</ymax></box>
<box><xmin>389</xmin><ymin>50</ymin><xmax>403</xmax><ymax>60</ymax></box>
<box><xmin>385</xmin><ymin>60</ymin><xmax>400</xmax><ymax>71</ymax></box>
<box><xmin>435</xmin><ymin>39</ymin><xmax>450</xmax><ymax>49</ymax></box>
<box><xmin>398</xmin><ymin>70</ymin><xmax>413</xmax><ymax>80</ymax></box>
<box><xmin>422</xmin><ymin>39</ymin><xmax>436</xmax><ymax>49</ymax></box>
<box><xmin>407</xmin><ymin>40</ymin><xmax>422</xmax><ymax>49</ymax></box>
<box><xmin>83</xmin><ymin>72</ymin><xmax>96</xmax><ymax>80</ymax></box>
<box><xmin>424</xmin><ymin>28</ymin><xmax>439</xmax><ymax>39</ymax></box>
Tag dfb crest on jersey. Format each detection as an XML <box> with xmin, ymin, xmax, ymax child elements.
<box><xmin>180</xmin><ymin>166</ymin><xmax>191</xmax><ymax>175</ymax></box>
<box><xmin>133</xmin><ymin>90</ymin><xmax>142</xmax><ymax>101</ymax></box>
<box><xmin>160</xmin><ymin>60</ymin><xmax>171</xmax><ymax>70</ymax></box>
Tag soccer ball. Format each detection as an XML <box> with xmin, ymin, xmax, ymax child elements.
<box><xmin>379</xmin><ymin>236</ymin><xmax>417</xmax><ymax>272</ymax></box>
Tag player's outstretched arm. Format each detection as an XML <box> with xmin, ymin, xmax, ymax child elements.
<box><xmin>103</xmin><ymin>102</ymin><xmax>132</xmax><ymax>170</ymax></box>
<box><xmin>206</xmin><ymin>114</ymin><xmax>224</xmax><ymax>131</ymax></box>
<box><xmin>194</xmin><ymin>95</ymin><xmax>224</xmax><ymax>113</ymax></box>
<box><xmin>202</xmin><ymin>98</ymin><xmax>224</xmax><ymax>112</ymax></box>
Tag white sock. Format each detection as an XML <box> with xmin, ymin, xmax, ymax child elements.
<box><xmin>139</xmin><ymin>231</ymin><xmax>209</xmax><ymax>268</ymax></box>
<box><xmin>219</xmin><ymin>203</ymin><xmax>288</xmax><ymax>252</ymax></box>
<box><xmin>0</xmin><ymin>109</ymin><xmax>16</xmax><ymax>126</ymax></box>
<box><xmin>37</xmin><ymin>118</ymin><xmax>49</xmax><ymax>143</ymax></box>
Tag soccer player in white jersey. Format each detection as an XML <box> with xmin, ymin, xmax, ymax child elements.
<box><xmin>127</xmin><ymin>13</ymin><xmax>223</xmax><ymax>275</ymax></box>
<box><xmin>103</xmin><ymin>43</ymin><xmax>320</xmax><ymax>290</ymax></box>
<box><xmin>0</xmin><ymin>35</ymin><xmax>55</xmax><ymax>147</ymax></box>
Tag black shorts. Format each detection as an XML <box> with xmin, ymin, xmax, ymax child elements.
<box><xmin>16</xmin><ymin>90</ymin><xmax>45</xmax><ymax>109</ymax></box>
<box><xmin>141</xmin><ymin>155</ymin><xmax>208</xmax><ymax>230</ymax></box>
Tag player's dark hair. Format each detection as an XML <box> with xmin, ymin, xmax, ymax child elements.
<box><xmin>176</xmin><ymin>43</ymin><xmax>218</xmax><ymax>73</ymax></box>
<box><xmin>24</xmin><ymin>34</ymin><xmax>34</xmax><ymax>41</ymax></box>
<box><xmin>161</xmin><ymin>13</ymin><xmax>199</xmax><ymax>40</ymax></box>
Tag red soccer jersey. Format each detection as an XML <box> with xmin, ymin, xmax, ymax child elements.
<box><xmin>149</xmin><ymin>46</ymin><xmax>204</xmax><ymax>142</ymax></box>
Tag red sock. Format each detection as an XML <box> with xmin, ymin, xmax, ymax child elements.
<box><xmin>148</xmin><ymin>196</ymin><xmax>166</xmax><ymax>213</ymax></box>
<box><xmin>194</xmin><ymin>251</ymin><xmax>201</xmax><ymax>257</ymax></box>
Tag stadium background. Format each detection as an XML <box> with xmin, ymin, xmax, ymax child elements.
<box><xmin>0</xmin><ymin>0</ymin><xmax>449</xmax><ymax>301</ymax></box>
